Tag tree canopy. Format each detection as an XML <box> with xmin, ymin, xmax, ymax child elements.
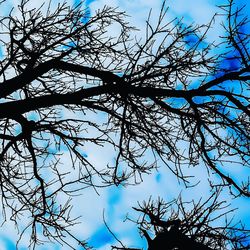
<box><xmin>112</xmin><ymin>191</ymin><xmax>250</xmax><ymax>250</ymax></box>
<box><xmin>0</xmin><ymin>0</ymin><xmax>249</xmax><ymax>248</ymax></box>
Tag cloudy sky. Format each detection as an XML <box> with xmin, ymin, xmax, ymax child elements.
<box><xmin>0</xmin><ymin>0</ymin><xmax>249</xmax><ymax>249</ymax></box>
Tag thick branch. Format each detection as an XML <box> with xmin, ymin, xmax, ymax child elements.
<box><xmin>0</xmin><ymin>85</ymin><xmax>196</xmax><ymax>118</ymax></box>
<box><xmin>199</xmin><ymin>66</ymin><xmax>250</xmax><ymax>91</ymax></box>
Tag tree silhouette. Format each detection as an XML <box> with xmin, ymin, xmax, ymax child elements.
<box><xmin>112</xmin><ymin>191</ymin><xmax>250</xmax><ymax>250</ymax></box>
<box><xmin>0</xmin><ymin>0</ymin><xmax>249</xmax><ymax>248</ymax></box>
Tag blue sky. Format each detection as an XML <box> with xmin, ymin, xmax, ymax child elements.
<box><xmin>0</xmin><ymin>0</ymin><xmax>249</xmax><ymax>249</ymax></box>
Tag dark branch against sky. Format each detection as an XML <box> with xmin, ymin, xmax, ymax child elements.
<box><xmin>0</xmin><ymin>0</ymin><xmax>249</xmax><ymax>249</ymax></box>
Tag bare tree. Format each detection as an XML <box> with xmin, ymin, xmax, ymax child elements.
<box><xmin>0</xmin><ymin>0</ymin><xmax>249</xmax><ymax>248</ymax></box>
<box><xmin>112</xmin><ymin>191</ymin><xmax>250</xmax><ymax>250</ymax></box>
